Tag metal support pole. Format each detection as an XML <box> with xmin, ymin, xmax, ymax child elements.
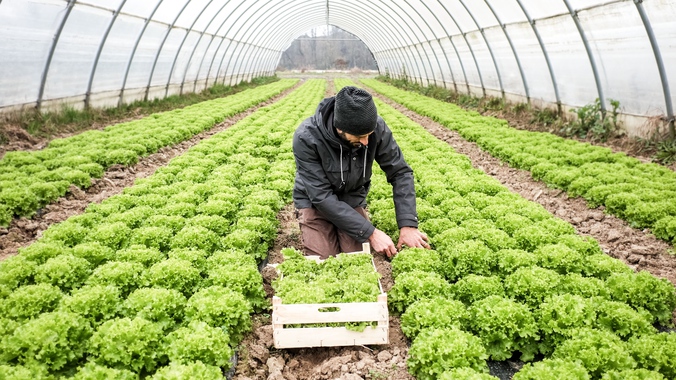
<box><xmin>228</xmin><ymin>0</ymin><xmax>297</xmax><ymax>84</ymax></box>
<box><xmin>436</xmin><ymin>1</ymin><xmax>484</xmax><ymax>96</ymax></box>
<box><xmin>457</xmin><ymin>0</ymin><xmax>505</xmax><ymax>98</ymax></box>
<box><xmin>178</xmin><ymin>0</ymin><xmax>233</xmax><ymax>96</ymax></box>
<box><xmin>37</xmin><ymin>0</ymin><xmax>76</xmax><ymax>111</ymax></box>
<box><xmin>144</xmin><ymin>0</ymin><xmax>191</xmax><ymax>102</ymax></box>
<box><xmin>395</xmin><ymin>0</ymin><xmax>445</xmax><ymax>87</ymax></box>
<box><xmin>326</xmin><ymin>1</ymin><xmax>417</xmax><ymax>82</ymax></box>
<box><xmin>563</xmin><ymin>0</ymin><xmax>606</xmax><ymax>113</ymax></box>
<box><xmin>118</xmin><ymin>0</ymin><xmax>164</xmax><ymax>107</ymax></box>
<box><xmin>85</xmin><ymin>0</ymin><xmax>127</xmax><ymax>109</ymax></box>
<box><xmin>483</xmin><ymin>0</ymin><xmax>529</xmax><ymax>101</ymax></box>
<box><xmin>515</xmin><ymin>0</ymin><xmax>561</xmax><ymax>113</ymax></box>
<box><xmin>163</xmin><ymin>0</ymin><xmax>215</xmax><ymax>98</ymax></box>
<box><xmin>634</xmin><ymin>0</ymin><xmax>674</xmax><ymax>137</ymax></box>
<box><xmin>419</xmin><ymin>0</ymin><xmax>465</xmax><ymax>93</ymax></box>
<box><xmin>354</xmin><ymin>1</ymin><xmax>424</xmax><ymax>83</ymax></box>
<box><xmin>203</xmin><ymin>0</ymin><xmax>256</xmax><ymax>89</ymax></box>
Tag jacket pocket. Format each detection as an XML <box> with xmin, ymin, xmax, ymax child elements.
<box><xmin>326</xmin><ymin>168</ymin><xmax>347</xmax><ymax>191</ymax></box>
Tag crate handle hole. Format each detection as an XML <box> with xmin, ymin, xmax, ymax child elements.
<box><xmin>318</xmin><ymin>307</ymin><xmax>340</xmax><ymax>312</ymax></box>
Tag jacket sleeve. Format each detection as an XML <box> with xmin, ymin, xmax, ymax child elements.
<box><xmin>374</xmin><ymin>120</ymin><xmax>419</xmax><ymax>229</ymax></box>
<box><xmin>293</xmin><ymin>131</ymin><xmax>376</xmax><ymax>243</ymax></box>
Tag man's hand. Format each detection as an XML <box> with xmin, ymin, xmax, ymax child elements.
<box><xmin>368</xmin><ymin>228</ymin><xmax>397</xmax><ymax>258</ymax></box>
<box><xmin>397</xmin><ymin>227</ymin><xmax>430</xmax><ymax>251</ymax></box>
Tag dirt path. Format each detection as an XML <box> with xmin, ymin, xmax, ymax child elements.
<box><xmin>0</xmin><ymin>83</ymin><xmax>302</xmax><ymax>261</ymax></box>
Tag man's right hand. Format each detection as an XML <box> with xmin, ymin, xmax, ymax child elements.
<box><xmin>368</xmin><ymin>228</ymin><xmax>397</xmax><ymax>258</ymax></box>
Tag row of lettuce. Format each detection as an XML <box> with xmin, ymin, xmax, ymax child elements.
<box><xmin>0</xmin><ymin>79</ymin><xmax>297</xmax><ymax>227</ymax></box>
<box><xmin>0</xmin><ymin>79</ymin><xmax>325</xmax><ymax>379</ymax></box>
<box><xmin>334</xmin><ymin>79</ymin><xmax>676</xmax><ymax>380</ymax></box>
<box><xmin>362</xmin><ymin>79</ymin><xmax>676</xmax><ymax>245</ymax></box>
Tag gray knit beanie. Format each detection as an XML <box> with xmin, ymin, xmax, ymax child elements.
<box><xmin>333</xmin><ymin>86</ymin><xmax>378</xmax><ymax>136</ymax></box>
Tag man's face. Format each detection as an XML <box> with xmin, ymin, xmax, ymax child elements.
<box><xmin>336</xmin><ymin>128</ymin><xmax>373</xmax><ymax>148</ymax></box>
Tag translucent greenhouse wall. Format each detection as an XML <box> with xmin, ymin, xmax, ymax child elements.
<box><xmin>0</xmin><ymin>0</ymin><xmax>674</xmax><ymax>137</ymax></box>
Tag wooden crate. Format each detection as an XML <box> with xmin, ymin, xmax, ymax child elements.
<box><xmin>271</xmin><ymin>242</ymin><xmax>389</xmax><ymax>349</ymax></box>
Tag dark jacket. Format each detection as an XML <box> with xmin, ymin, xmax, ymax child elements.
<box><xmin>292</xmin><ymin>96</ymin><xmax>418</xmax><ymax>243</ymax></box>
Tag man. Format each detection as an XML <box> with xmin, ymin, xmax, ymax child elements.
<box><xmin>292</xmin><ymin>85</ymin><xmax>429</xmax><ymax>259</ymax></box>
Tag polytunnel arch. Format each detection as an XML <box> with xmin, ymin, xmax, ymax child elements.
<box><xmin>228</xmin><ymin>1</ymin><xmax>327</xmax><ymax>85</ymax></box>
<box><xmin>0</xmin><ymin>0</ymin><xmax>673</xmax><ymax>135</ymax></box>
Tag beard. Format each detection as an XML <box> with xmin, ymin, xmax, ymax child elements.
<box><xmin>336</xmin><ymin>129</ymin><xmax>363</xmax><ymax>148</ymax></box>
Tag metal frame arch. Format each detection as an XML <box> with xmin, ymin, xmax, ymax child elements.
<box><xmin>311</xmin><ymin>5</ymin><xmax>405</xmax><ymax>77</ymax></box>
<box><xmin>85</xmin><ymin>0</ymin><xmax>127</xmax><ymax>109</ymax></box>
<box><xmin>250</xmin><ymin>4</ymin><xmax>390</xmax><ymax>80</ymax></box>
<box><xmin>325</xmin><ymin>10</ymin><xmax>402</xmax><ymax>77</ymax></box>
<box><xmin>203</xmin><ymin>0</ymin><xmax>263</xmax><ymax>87</ymax></box>
<box><xmin>37</xmin><ymin>0</ymin><xmax>76</xmax><ymax>110</ymax></box>
<box><xmin>327</xmin><ymin>4</ymin><xmax>408</xmax><ymax>78</ymax></box>
<box><xmin>318</xmin><ymin>20</ymin><xmax>396</xmax><ymax>77</ymax></box>
<box><xmin>562</xmin><ymin>0</ymin><xmax>605</xmax><ymax>112</ymax></box>
<box><xmin>238</xmin><ymin>5</ymin><xmax>368</xmax><ymax>81</ymax></box>
<box><xmin>118</xmin><ymin>0</ymin><xmax>164</xmax><ymax>107</ymax></box>
<box><xmin>247</xmin><ymin>3</ymin><xmax>401</xmax><ymax>81</ymax></box>
<box><xmin>416</xmin><ymin>0</ymin><xmax>465</xmax><ymax>93</ymax></box>
<box><xmin>331</xmin><ymin>1</ymin><xmax>416</xmax><ymax>81</ymax></box>
<box><xmin>389</xmin><ymin>0</ymin><xmax>445</xmax><ymax>86</ymax></box>
<box><xmin>177</xmin><ymin>0</ymin><xmax>235</xmax><ymax>95</ymax></box>
<box><xmin>163</xmin><ymin>0</ymin><xmax>216</xmax><ymax>98</ymax></box>
<box><xmin>366</xmin><ymin>0</ymin><xmax>429</xmax><ymax>84</ymax></box>
<box><xmin>326</xmin><ymin>1</ymin><xmax>418</xmax><ymax>82</ymax></box>
<box><xmin>228</xmin><ymin>0</ymin><xmax>314</xmax><ymax>84</ymax></box>
<box><xmin>456</xmin><ymin>0</ymin><xmax>505</xmax><ymax>98</ymax></box>
<box><xmin>189</xmin><ymin>11</ymin><xmax>235</xmax><ymax>93</ymax></box>
<box><xmin>330</xmin><ymin>1</ymin><xmax>421</xmax><ymax>82</ymax></box>
<box><xmin>254</xmin><ymin>50</ymin><xmax>276</xmax><ymax>78</ymax></box>
<box><xmin>435</xmin><ymin>0</ymin><xmax>486</xmax><ymax>96</ymax></box>
<box><xmin>514</xmin><ymin>0</ymin><xmax>561</xmax><ymax>110</ymax></box>
<box><xmin>634</xmin><ymin>0</ymin><xmax>674</xmax><ymax>134</ymax></box>
<box><xmin>198</xmin><ymin>0</ymin><xmax>254</xmax><ymax>90</ymax></box>
<box><xmin>259</xmin><ymin>16</ymin><xmax>389</xmax><ymax>78</ymax></box>
<box><xmin>261</xmin><ymin>13</ymin><xmax>391</xmax><ymax>78</ymax></box>
<box><xmin>219</xmin><ymin>0</ymin><xmax>297</xmax><ymax>85</ymax></box>
<box><xmin>143</xmin><ymin>0</ymin><xmax>191</xmax><ymax>102</ymax></box>
<box><xmin>482</xmin><ymin>0</ymin><xmax>529</xmax><ymax>100</ymax></box>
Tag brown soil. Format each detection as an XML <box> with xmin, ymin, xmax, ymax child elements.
<box><xmin>0</xmin><ymin>83</ymin><xmax>301</xmax><ymax>261</ymax></box>
<box><xmin>0</xmin><ymin>108</ymin><xmax>150</xmax><ymax>157</ymax></box>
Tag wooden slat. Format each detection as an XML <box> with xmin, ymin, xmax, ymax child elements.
<box><xmin>273</xmin><ymin>298</ymin><xmax>388</xmax><ymax>324</ymax></box>
<box><xmin>271</xmin><ymin>242</ymin><xmax>390</xmax><ymax>348</ymax></box>
<box><xmin>274</xmin><ymin>326</ymin><xmax>388</xmax><ymax>348</ymax></box>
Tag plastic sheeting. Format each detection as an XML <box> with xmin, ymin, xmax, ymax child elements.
<box><xmin>0</xmin><ymin>0</ymin><xmax>674</xmax><ymax>131</ymax></box>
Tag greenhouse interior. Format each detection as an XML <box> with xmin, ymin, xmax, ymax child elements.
<box><xmin>1</xmin><ymin>0</ymin><xmax>675</xmax><ymax>379</ymax></box>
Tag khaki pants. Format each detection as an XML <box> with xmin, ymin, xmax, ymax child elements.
<box><xmin>296</xmin><ymin>207</ymin><xmax>369</xmax><ymax>260</ymax></box>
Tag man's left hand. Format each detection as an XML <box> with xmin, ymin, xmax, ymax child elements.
<box><xmin>397</xmin><ymin>227</ymin><xmax>430</xmax><ymax>251</ymax></box>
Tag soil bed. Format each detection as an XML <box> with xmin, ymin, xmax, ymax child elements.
<box><xmin>0</xmin><ymin>83</ymin><xmax>301</xmax><ymax>261</ymax></box>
